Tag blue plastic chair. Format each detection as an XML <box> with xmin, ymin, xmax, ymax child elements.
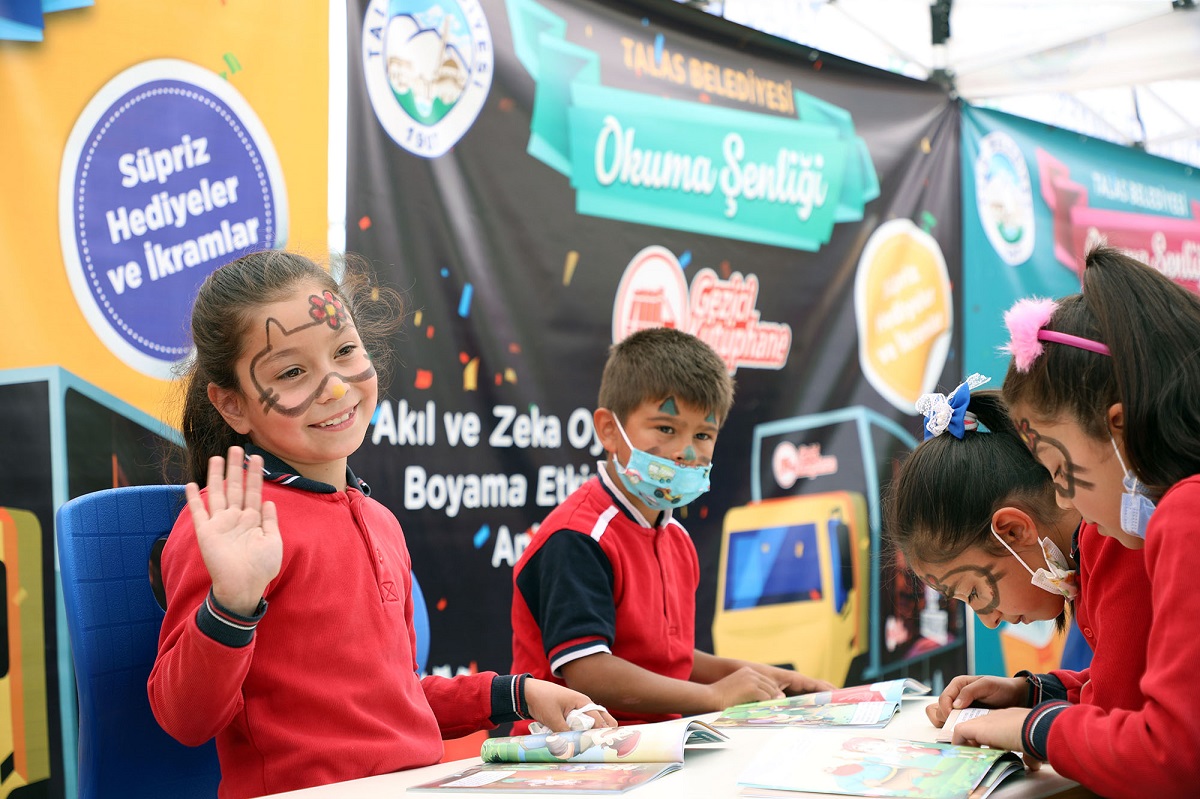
<box><xmin>55</xmin><ymin>485</ymin><xmax>221</xmax><ymax>799</ymax></box>
<box><xmin>411</xmin><ymin>570</ymin><xmax>431</xmax><ymax>674</ymax></box>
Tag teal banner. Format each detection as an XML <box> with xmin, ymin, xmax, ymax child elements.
<box><xmin>508</xmin><ymin>0</ymin><xmax>878</xmax><ymax>251</ymax></box>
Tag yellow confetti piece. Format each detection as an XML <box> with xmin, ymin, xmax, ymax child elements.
<box><xmin>463</xmin><ymin>357</ymin><xmax>480</xmax><ymax>391</ymax></box>
<box><xmin>585</xmin><ymin>24</ymin><xmax>593</xmax><ymax>37</ymax></box>
<box><xmin>563</xmin><ymin>250</ymin><xmax>579</xmax><ymax>286</ymax></box>
<box><xmin>13</xmin><ymin>587</ymin><xmax>27</xmax><ymax>606</ymax></box>
<box><xmin>414</xmin><ymin>310</ymin><xmax>423</xmax><ymax>327</ymax></box>
<box><xmin>504</xmin><ymin>367</ymin><xmax>518</xmax><ymax>384</ymax></box>
<box><xmin>920</xmin><ymin>137</ymin><xmax>932</xmax><ymax>154</ymax></box>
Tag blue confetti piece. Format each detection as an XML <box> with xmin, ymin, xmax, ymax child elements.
<box><xmin>679</xmin><ymin>250</ymin><xmax>692</xmax><ymax>269</ymax></box>
<box><xmin>440</xmin><ymin>267</ymin><xmax>449</xmax><ymax>277</ymax></box>
<box><xmin>654</xmin><ymin>33</ymin><xmax>663</xmax><ymax>65</ymax></box>
<box><xmin>473</xmin><ymin>525</ymin><xmax>491</xmax><ymax>548</ymax></box>
<box><xmin>641</xmin><ymin>17</ymin><xmax>649</xmax><ymax>26</ymax></box>
<box><xmin>371</xmin><ymin>404</ymin><xmax>381</xmax><ymax>424</ymax></box>
<box><xmin>458</xmin><ymin>283</ymin><xmax>474</xmax><ymax>318</ymax></box>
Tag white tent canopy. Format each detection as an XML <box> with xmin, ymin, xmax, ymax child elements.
<box><xmin>700</xmin><ymin>0</ymin><xmax>1200</xmax><ymax>167</ymax></box>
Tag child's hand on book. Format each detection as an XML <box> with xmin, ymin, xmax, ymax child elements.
<box><xmin>707</xmin><ymin>666</ymin><xmax>789</xmax><ymax>709</ymax></box>
<box><xmin>951</xmin><ymin>706</ymin><xmax>1043</xmax><ymax>771</ymax></box>
<box><xmin>524</xmin><ymin>679</ymin><xmax>617</xmax><ymax>732</ymax></box>
<box><xmin>766</xmin><ymin>666</ymin><xmax>835</xmax><ymax>696</ymax></box>
<box><xmin>188</xmin><ymin>447</ymin><xmax>283</xmax><ymax>617</ymax></box>
<box><xmin>926</xmin><ymin>675</ymin><xmax>1028</xmax><ymax>727</ymax></box>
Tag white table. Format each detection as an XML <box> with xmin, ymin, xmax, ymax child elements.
<box><xmin>256</xmin><ymin>700</ymin><xmax>1095</xmax><ymax>798</ymax></box>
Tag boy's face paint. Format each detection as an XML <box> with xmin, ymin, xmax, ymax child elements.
<box><xmin>658</xmin><ymin>397</ymin><xmax>679</xmax><ymax>415</ymax></box>
<box><xmin>1011</xmin><ymin>407</ymin><xmax>1137</xmax><ymax>547</ymax></box>
<box><xmin>227</xmin><ymin>280</ymin><xmax>378</xmax><ymax>484</ymax></box>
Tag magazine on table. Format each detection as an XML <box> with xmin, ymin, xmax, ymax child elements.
<box><xmin>408</xmin><ymin>718</ymin><xmax>728</xmax><ymax>794</ymax></box>
<box><xmin>737</xmin><ymin>727</ymin><xmax>1023</xmax><ymax>799</ymax></box>
<box><xmin>712</xmin><ymin>678</ymin><xmax>932</xmax><ymax>729</ymax></box>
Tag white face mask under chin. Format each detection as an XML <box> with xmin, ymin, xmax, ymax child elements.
<box><xmin>991</xmin><ymin>525</ymin><xmax>1078</xmax><ymax>600</ymax></box>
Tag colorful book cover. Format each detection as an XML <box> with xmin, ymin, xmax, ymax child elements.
<box><xmin>737</xmin><ymin>728</ymin><xmax>1023</xmax><ymax>799</ymax></box>
<box><xmin>408</xmin><ymin>762</ymin><xmax>681</xmax><ymax>794</ymax></box>
<box><xmin>479</xmin><ymin>719</ymin><xmax>727</xmax><ymax>764</ymax></box>
<box><xmin>713</xmin><ymin>678</ymin><xmax>930</xmax><ymax>728</ymax></box>
<box><xmin>409</xmin><ymin>719</ymin><xmax>728</xmax><ymax>793</ymax></box>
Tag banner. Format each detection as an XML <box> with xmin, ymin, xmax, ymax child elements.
<box><xmin>347</xmin><ymin>0</ymin><xmax>965</xmax><ymax>693</ymax></box>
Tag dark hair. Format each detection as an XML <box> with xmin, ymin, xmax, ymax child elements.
<box><xmin>885</xmin><ymin>390</ymin><xmax>1066</xmax><ymax>567</ymax></box>
<box><xmin>597</xmin><ymin>327</ymin><xmax>734</xmax><ymax>424</ymax></box>
<box><xmin>1001</xmin><ymin>246</ymin><xmax>1200</xmax><ymax>493</ymax></box>
<box><xmin>177</xmin><ymin>250</ymin><xmax>403</xmax><ymax>484</ymax></box>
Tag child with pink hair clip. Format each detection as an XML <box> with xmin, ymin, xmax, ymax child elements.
<box><xmin>949</xmin><ymin>246</ymin><xmax>1200</xmax><ymax>798</ymax></box>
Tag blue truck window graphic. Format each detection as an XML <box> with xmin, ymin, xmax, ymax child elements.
<box><xmin>828</xmin><ymin>511</ymin><xmax>853</xmax><ymax>615</ymax></box>
<box><xmin>724</xmin><ymin>523</ymin><xmax>822</xmax><ymax>610</ymax></box>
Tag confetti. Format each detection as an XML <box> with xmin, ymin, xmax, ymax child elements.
<box><xmin>720</xmin><ymin>259</ymin><xmax>731</xmax><ymax>278</ymax></box>
<box><xmin>498</xmin><ymin>97</ymin><xmax>514</xmax><ymax>112</ymax></box>
<box><xmin>436</xmin><ymin>598</ymin><xmax>447</xmax><ymax>611</ymax></box>
<box><xmin>563</xmin><ymin>250</ymin><xmax>579</xmax><ymax>285</ymax></box>
<box><xmin>504</xmin><ymin>368</ymin><xmax>517</xmax><ymax>384</ymax></box>
<box><xmin>920</xmin><ymin>211</ymin><xmax>937</xmax><ymax>233</ymax></box>
<box><xmin>699</xmin><ymin>506</ymin><xmax>708</xmax><ymax>519</ymax></box>
<box><xmin>415</xmin><ymin>369</ymin><xmax>433</xmax><ymax>389</ymax></box>
<box><xmin>699</xmin><ymin>93</ymin><xmax>711</xmax><ymax>104</ymax></box>
<box><xmin>920</xmin><ymin>137</ymin><xmax>932</xmax><ymax>154</ymax></box>
<box><xmin>414</xmin><ymin>310</ymin><xmax>423</xmax><ymax>327</ymax></box>
<box><xmin>457</xmin><ymin>283</ymin><xmax>474</xmax><ymax>318</ymax></box>
<box><xmin>371</xmin><ymin>405</ymin><xmax>382</xmax><ymax>424</ymax></box>
<box><xmin>473</xmin><ymin>525</ymin><xmax>492</xmax><ymax>548</ymax></box>
<box><xmin>426</xmin><ymin>325</ymin><xmax>435</xmax><ymax>338</ymax></box>
<box><xmin>654</xmin><ymin>33</ymin><xmax>664</xmax><ymax>65</ymax></box>
<box><xmin>679</xmin><ymin>250</ymin><xmax>691</xmax><ymax>269</ymax></box>
<box><xmin>223</xmin><ymin>53</ymin><xmax>242</xmax><ymax>74</ymax></box>
<box><xmin>358</xmin><ymin>216</ymin><xmax>371</xmax><ymax>230</ymax></box>
<box><xmin>459</xmin><ymin>351</ymin><xmax>469</xmax><ymax>364</ymax></box>
<box><xmin>585</xmin><ymin>24</ymin><xmax>592</xmax><ymax>37</ymax></box>
<box><xmin>440</xmin><ymin>267</ymin><xmax>449</xmax><ymax>278</ymax></box>
<box><xmin>508</xmin><ymin>343</ymin><xmax>521</xmax><ymax>354</ymax></box>
<box><xmin>463</xmin><ymin>357</ymin><xmax>479</xmax><ymax>391</ymax></box>
<box><xmin>495</xmin><ymin>373</ymin><xmax>503</xmax><ymax>386</ymax></box>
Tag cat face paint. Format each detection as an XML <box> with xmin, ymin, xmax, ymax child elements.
<box><xmin>247</xmin><ymin>291</ymin><xmax>376</xmax><ymax>417</ymax></box>
<box><xmin>228</xmin><ymin>282</ymin><xmax>378</xmax><ymax>481</ymax></box>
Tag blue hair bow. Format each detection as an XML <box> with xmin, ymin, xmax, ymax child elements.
<box><xmin>915</xmin><ymin>374</ymin><xmax>990</xmax><ymax>440</ymax></box>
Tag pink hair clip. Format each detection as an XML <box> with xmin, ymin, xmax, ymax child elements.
<box><xmin>1001</xmin><ymin>297</ymin><xmax>1110</xmax><ymax>373</ymax></box>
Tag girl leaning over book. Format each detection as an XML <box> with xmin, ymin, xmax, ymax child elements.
<box><xmin>884</xmin><ymin>368</ymin><xmax>1154</xmax><ymax>778</ymax></box>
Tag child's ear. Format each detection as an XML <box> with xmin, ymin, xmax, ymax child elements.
<box><xmin>208</xmin><ymin>383</ymin><xmax>252</xmax><ymax>435</ymax></box>
<box><xmin>1106</xmin><ymin>403</ymin><xmax>1124</xmax><ymax>434</ymax></box>
<box><xmin>593</xmin><ymin>408</ymin><xmax>620</xmax><ymax>454</ymax></box>
<box><xmin>991</xmin><ymin>506</ymin><xmax>1040</xmax><ymax>547</ymax></box>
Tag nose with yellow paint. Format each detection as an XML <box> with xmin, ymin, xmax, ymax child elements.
<box><xmin>330</xmin><ymin>381</ymin><xmax>347</xmax><ymax>400</ymax></box>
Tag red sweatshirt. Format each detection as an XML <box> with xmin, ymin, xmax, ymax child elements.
<box><xmin>149</xmin><ymin>451</ymin><xmax>524</xmax><ymax>799</ymax></box>
<box><xmin>1034</xmin><ymin>476</ymin><xmax>1200</xmax><ymax>797</ymax></box>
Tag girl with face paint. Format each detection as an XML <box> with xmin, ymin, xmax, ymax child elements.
<box><xmin>946</xmin><ymin>246</ymin><xmax>1200</xmax><ymax>798</ymax></box>
<box><xmin>886</xmin><ymin>379</ymin><xmax>1153</xmax><ymax>770</ymax></box>
<box><xmin>149</xmin><ymin>251</ymin><xmax>616</xmax><ymax>799</ymax></box>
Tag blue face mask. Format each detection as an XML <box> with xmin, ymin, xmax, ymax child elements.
<box><xmin>610</xmin><ymin>416</ymin><xmax>712</xmax><ymax>511</ymax></box>
<box><xmin>1111</xmin><ymin>436</ymin><xmax>1156</xmax><ymax>539</ymax></box>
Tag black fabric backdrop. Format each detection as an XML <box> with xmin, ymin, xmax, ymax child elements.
<box><xmin>345</xmin><ymin>0</ymin><xmax>964</xmax><ymax>685</ymax></box>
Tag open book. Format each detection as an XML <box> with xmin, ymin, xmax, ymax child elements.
<box><xmin>409</xmin><ymin>719</ymin><xmax>728</xmax><ymax>794</ymax></box>
<box><xmin>712</xmin><ymin>678</ymin><xmax>932</xmax><ymax>729</ymax></box>
<box><xmin>935</xmin><ymin>708</ymin><xmax>992</xmax><ymax>744</ymax></box>
<box><xmin>737</xmin><ymin>728</ymin><xmax>1023</xmax><ymax>799</ymax></box>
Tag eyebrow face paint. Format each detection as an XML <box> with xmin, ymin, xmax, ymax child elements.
<box><xmin>705</xmin><ymin>411</ymin><xmax>717</xmax><ymax>424</ymax></box>
<box><xmin>1016</xmin><ymin>417</ymin><xmax>1092</xmax><ymax>499</ymax></box>
<box><xmin>924</xmin><ymin>564</ymin><xmax>1001</xmax><ymax>616</ymax></box>
<box><xmin>658</xmin><ymin>396</ymin><xmax>679</xmax><ymax>416</ymax></box>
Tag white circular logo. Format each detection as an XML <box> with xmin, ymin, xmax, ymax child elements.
<box><xmin>974</xmin><ymin>131</ymin><xmax>1035</xmax><ymax>266</ymax></box>
<box><xmin>612</xmin><ymin>246</ymin><xmax>691</xmax><ymax>345</ymax></box>
<box><xmin>362</xmin><ymin>0</ymin><xmax>493</xmax><ymax>158</ymax></box>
